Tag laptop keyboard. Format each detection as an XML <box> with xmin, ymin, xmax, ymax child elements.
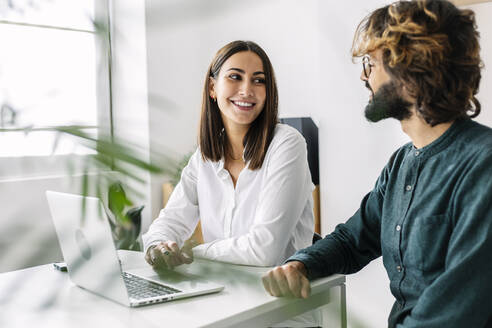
<box><xmin>122</xmin><ymin>272</ymin><xmax>181</xmax><ymax>300</ymax></box>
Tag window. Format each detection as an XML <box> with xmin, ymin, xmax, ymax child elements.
<box><xmin>0</xmin><ymin>0</ymin><xmax>111</xmax><ymax>177</ymax></box>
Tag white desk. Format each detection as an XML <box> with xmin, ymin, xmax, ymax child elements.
<box><xmin>0</xmin><ymin>250</ymin><xmax>346</xmax><ymax>328</ymax></box>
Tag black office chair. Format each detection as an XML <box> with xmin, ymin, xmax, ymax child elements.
<box><xmin>312</xmin><ymin>232</ymin><xmax>323</xmax><ymax>244</ymax></box>
<box><xmin>280</xmin><ymin>118</ymin><xmax>322</xmax><ymax>246</ymax></box>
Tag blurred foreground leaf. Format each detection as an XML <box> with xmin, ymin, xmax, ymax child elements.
<box><xmin>1</xmin><ymin>124</ymin><xmax>177</xmax><ymax>228</ymax></box>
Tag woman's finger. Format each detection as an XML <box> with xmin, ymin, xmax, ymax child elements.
<box><xmin>180</xmin><ymin>242</ymin><xmax>194</xmax><ymax>264</ymax></box>
<box><xmin>151</xmin><ymin>244</ymin><xmax>169</xmax><ymax>269</ymax></box>
<box><xmin>161</xmin><ymin>244</ymin><xmax>178</xmax><ymax>268</ymax></box>
<box><xmin>166</xmin><ymin>241</ymin><xmax>180</xmax><ymax>253</ymax></box>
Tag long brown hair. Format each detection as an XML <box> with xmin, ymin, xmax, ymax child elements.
<box><xmin>352</xmin><ymin>0</ymin><xmax>482</xmax><ymax>126</ymax></box>
<box><xmin>199</xmin><ymin>40</ymin><xmax>278</xmax><ymax>170</ymax></box>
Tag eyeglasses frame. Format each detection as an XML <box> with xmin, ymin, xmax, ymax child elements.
<box><xmin>362</xmin><ymin>55</ymin><xmax>372</xmax><ymax>79</ymax></box>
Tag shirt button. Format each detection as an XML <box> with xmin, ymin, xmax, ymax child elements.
<box><xmin>396</xmin><ymin>265</ymin><xmax>402</xmax><ymax>272</ymax></box>
<box><xmin>405</xmin><ymin>185</ymin><xmax>412</xmax><ymax>191</ymax></box>
<box><xmin>396</xmin><ymin>225</ymin><xmax>401</xmax><ymax>232</ymax></box>
<box><xmin>415</xmin><ymin>151</ymin><xmax>420</xmax><ymax>156</ymax></box>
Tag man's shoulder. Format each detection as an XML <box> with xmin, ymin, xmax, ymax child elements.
<box><xmin>465</xmin><ymin>119</ymin><xmax>492</xmax><ymax>146</ymax></box>
<box><xmin>455</xmin><ymin>119</ymin><xmax>492</xmax><ymax>158</ymax></box>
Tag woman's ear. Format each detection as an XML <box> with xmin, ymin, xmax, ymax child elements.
<box><xmin>209</xmin><ymin>77</ymin><xmax>216</xmax><ymax>100</ymax></box>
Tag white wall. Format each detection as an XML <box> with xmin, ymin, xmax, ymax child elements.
<box><xmin>470</xmin><ymin>2</ymin><xmax>492</xmax><ymax>126</ymax></box>
<box><xmin>144</xmin><ymin>1</ymin><xmax>492</xmax><ymax>327</ymax></box>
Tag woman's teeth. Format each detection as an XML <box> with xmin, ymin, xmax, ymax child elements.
<box><xmin>233</xmin><ymin>101</ymin><xmax>253</xmax><ymax>107</ymax></box>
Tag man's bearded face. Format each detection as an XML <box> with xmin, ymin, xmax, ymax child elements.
<box><xmin>364</xmin><ymin>80</ymin><xmax>412</xmax><ymax>122</ymax></box>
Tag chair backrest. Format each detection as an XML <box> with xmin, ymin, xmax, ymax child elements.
<box><xmin>280</xmin><ymin>117</ymin><xmax>321</xmax><ymax>234</ymax></box>
<box><xmin>312</xmin><ymin>232</ymin><xmax>322</xmax><ymax>244</ymax></box>
<box><xmin>280</xmin><ymin>117</ymin><xmax>319</xmax><ymax>185</ymax></box>
<box><xmin>162</xmin><ymin>182</ymin><xmax>204</xmax><ymax>244</ymax></box>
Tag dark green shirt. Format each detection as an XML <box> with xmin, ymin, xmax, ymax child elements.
<box><xmin>288</xmin><ymin>118</ymin><xmax>492</xmax><ymax>327</ymax></box>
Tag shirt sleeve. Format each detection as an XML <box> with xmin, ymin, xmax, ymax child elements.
<box><xmin>286</xmin><ymin>154</ymin><xmax>394</xmax><ymax>280</ymax></box>
<box><xmin>397</xmin><ymin>152</ymin><xmax>492</xmax><ymax>328</ymax></box>
<box><xmin>193</xmin><ymin>131</ymin><xmax>313</xmax><ymax>266</ymax></box>
<box><xmin>142</xmin><ymin>149</ymin><xmax>200</xmax><ymax>254</ymax></box>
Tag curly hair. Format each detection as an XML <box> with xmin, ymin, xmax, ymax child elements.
<box><xmin>352</xmin><ymin>0</ymin><xmax>483</xmax><ymax>126</ymax></box>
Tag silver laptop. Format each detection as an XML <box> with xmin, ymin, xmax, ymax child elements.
<box><xmin>46</xmin><ymin>190</ymin><xmax>223</xmax><ymax>307</ymax></box>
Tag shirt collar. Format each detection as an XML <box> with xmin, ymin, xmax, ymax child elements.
<box><xmin>213</xmin><ymin>151</ymin><xmax>250</xmax><ymax>175</ymax></box>
<box><xmin>414</xmin><ymin>117</ymin><xmax>471</xmax><ymax>159</ymax></box>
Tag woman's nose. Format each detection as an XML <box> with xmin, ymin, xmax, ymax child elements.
<box><xmin>239</xmin><ymin>81</ymin><xmax>254</xmax><ymax>97</ymax></box>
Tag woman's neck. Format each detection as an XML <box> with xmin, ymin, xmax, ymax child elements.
<box><xmin>223</xmin><ymin>121</ymin><xmax>249</xmax><ymax>160</ymax></box>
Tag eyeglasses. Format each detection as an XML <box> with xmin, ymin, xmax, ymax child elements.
<box><xmin>362</xmin><ymin>55</ymin><xmax>372</xmax><ymax>79</ymax></box>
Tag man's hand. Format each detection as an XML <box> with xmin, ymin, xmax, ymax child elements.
<box><xmin>145</xmin><ymin>240</ymin><xmax>195</xmax><ymax>270</ymax></box>
<box><xmin>262</xmin><ymin>261</ymin><xmax>311</xmax><ymax>299</ymax></box>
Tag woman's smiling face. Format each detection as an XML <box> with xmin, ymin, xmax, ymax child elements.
<box><xmin>209</xmin><ymin>51</ymin><xmax>267</xmax><ymax>129</ymax></box>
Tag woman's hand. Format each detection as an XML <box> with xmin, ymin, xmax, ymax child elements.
<box><xmin>145</xmin><ymin>240</ymin><xmax>195</xmax><ymax>270</ymax></box>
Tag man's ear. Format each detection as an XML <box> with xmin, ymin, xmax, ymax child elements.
<box><xmin>400</xmin><ymin>82</ymin><xmax>415</xmax><ymax>103</ymax></box>
<box><xmin>209</xmin><ymin>77</ymin><xmax>216</xmax><ymax>99</ymax></box>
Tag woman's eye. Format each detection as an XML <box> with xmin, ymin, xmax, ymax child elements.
<box><xmin>254</xmin><ymin>78</ymin><xmax>266</xmax><ymax>84</ymax></box>
<box><xmin>229</xmin><ymin>74</ymin><xmax>241</xmax><ymax>80</ymax></box>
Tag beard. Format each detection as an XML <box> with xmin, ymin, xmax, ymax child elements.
<box><xmin>364</xmin><ymin>80</ymin><xmax>413</xmax><ymax>122</ymax></box>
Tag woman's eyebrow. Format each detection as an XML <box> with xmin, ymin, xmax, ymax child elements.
<box><xmin>226</xmin><ymin>68</ymin><xmax>265</xmax><ymax>75</ymax></box>
<box><xmin>227</xmin><ymin>68</ymin><xmax>245</xmax><ymax>73</ymax></box>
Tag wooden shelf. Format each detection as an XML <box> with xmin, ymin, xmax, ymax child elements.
<box><xmin>452</xmin><ymin>0</ymin><xmax>491</xmax><ymax>6</ymax></box>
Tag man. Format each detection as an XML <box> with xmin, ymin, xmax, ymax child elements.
<box><xmin>262</xmin><ymin>1</ymin><xmax>492</xmax><ymax>327</ymax></box>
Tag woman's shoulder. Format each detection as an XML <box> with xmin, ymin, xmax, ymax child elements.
<box><xmin>181</xmin><ymin>147</ymin><xmax>212</xmax><ymax>172</ymax></box>
<box><xmin>272</xmin><ymin>123</ymin><xmax>306</xmax><ymax>144</ymax></box>
<box><xmin>266</xmin><ymin>123</ymin><xmax>307</xmax><ymax>157</ymax></box>
<box><xmin>192</xmin><ymin>146</ymin><xmax>222</xmax><ymax>171</ymax></box>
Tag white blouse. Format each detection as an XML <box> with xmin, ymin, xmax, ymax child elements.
<box><xmin>143</xmin><ymin>124</ymin><xmax>315</xmax><ymax>266</ymax></box>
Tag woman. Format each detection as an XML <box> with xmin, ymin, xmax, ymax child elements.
<box><xmin>143</xmin><ymin>39</ymin><xmax>314</xmax><ymax>275</ymax></box>
<box><xmin>143</xmin><ymin>40</ymin><xmax>320</xmax><ymax>327</ymax></box>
